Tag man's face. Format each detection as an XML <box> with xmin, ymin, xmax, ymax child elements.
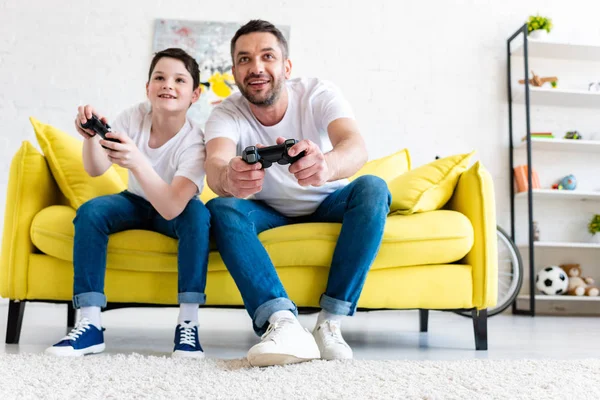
<box><xmin>232</xmin><ymin>32</ymin><xmax>291</xmax><ymax>107</ymax></box>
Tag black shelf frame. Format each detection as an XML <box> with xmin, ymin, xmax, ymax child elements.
<box><xmin>507</xmin><ymin>23</ymin><xmax>535</xmax><ymax>316</ymax></box>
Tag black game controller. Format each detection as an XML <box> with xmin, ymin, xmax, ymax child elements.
<box><xmin>242</xmin><ymin>139</ymin><xmax>306</xmax><ymax>169</ymax></box>
<box><xmin>80</xmin><ymin>114</ymin><xmax>121</xmax><ymax>148</ymax></box>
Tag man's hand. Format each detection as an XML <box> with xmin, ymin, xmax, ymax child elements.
<box><xmin>284</xmin><ymin>137</ymin><xmax>333</xmax><ymax>187</ymax></box>
<box><xmin>75</xmin><ymin>104</ymin><xmax>107</xmax><ymax>140</ymax></box>
<box><xmin>100</xmin><ymin>132</ymin><xmax>146</xmax><ymax>171</ymax></box>
<box><xmin>225</xmin><ymin>156</ymin><xmax>265</xmax><ymax>198</ymax></box>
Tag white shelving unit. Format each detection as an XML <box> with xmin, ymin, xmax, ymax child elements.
<box><xmin>508</xmin><ymin>33</ymin><xmax>600</xmax><ymax>316</ymax></box>
<box><xmin>515</xmin><ymin>189</ymin><xmax>600</xmax><ymax>201</ymax></box>
<box><xmin>515</xmin><ymin>138</ymin><xmax>600</xmax><ymax>153</ymax></box>
<box><xmin>518</xmin><ymin>241</ymin><xmax>600</xmax><ymax>250</ymax></box>
<box><xmin>518</xmin><ymin>294</ymin><xmax>600</xmax><ymax>302</ymax></box>
<box><xmin>511</xmin><ymin>40</ymin><xmax>600</xmax><ymax>61</ymax></box>
<box><xmin>513</xmin><ymin>87</ymin><xmax>600</xmax><ymax>108</ymax></box>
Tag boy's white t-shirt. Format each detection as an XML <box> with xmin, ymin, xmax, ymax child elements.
<box><xmin>204</xmin><ymin>77</ymin><xmax>355</xmax><ymax>217</ymax></box>
<box><xmin>111</xmin><ymin>102</ymin><xmax>206</xmax><ymax>200</ymax></box>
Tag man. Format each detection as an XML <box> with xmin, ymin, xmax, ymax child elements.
<box><xmin>204</xmin><ymin>20</ymin><xmax>391</xmax><ymax>367</ymax></box>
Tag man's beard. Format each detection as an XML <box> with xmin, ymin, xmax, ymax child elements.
<box><xmin>237</xmin><ymin>73</ymin><xmax>284</xmax><ymax>107</ymax></box>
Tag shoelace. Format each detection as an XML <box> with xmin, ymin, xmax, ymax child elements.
<box><xmin>261</xmin><ymin>318</ymin><xmax>297</xmax><ymax>343</ymax></box>
<box><xmin>179</xmin><ymin>325</ymin><xmax>197</xmax><ymax>347</ymax></box>
<box><xmin>61</xmin><ymin>318</ymin><xmax>92</xmax><ymax>341</ymax></box>
<box><xmin>319</xmin><ymin>321</ymin><xmax>348</xmax><ymax>346</ymax></box>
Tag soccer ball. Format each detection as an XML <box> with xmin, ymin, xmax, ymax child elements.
<box><xmin>535</xmin><ymin>266</ymin><xmax>569</xmax><ymax>295</ymax></box>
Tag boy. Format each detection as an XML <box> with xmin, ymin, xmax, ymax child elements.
<box><xmin>45</xmin><ymin>48</ymin><xmax>210</xmax><ymax>358</ymax></box>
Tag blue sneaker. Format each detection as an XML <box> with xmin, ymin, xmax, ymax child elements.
<box><xmin>45</xmin><ymin>318</ymin><xmax>105</xmax><ymax>357</ymax></box>
<box><xmin>173</xmin><ymin>320</ymin><xmax>204</xmax><ymax>359</ymax></box>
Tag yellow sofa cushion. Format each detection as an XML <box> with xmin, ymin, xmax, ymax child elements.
<box><xmin>31</xmin><ymin>206</ymin><xmax>473</xmax><ymax>273</ymax></box>
<box><xmin>30</xmin><ymin>117</ymin><xmax>126</xmax><ymax>209</ymax></box>
<box><xmin>388</xmin><ymin>151</ymin><xmax>474</xmax><ymax>215</ymax></box>
<box><xmin>349</xmin><ymin>148</ymin><xmax>411</xmax><ymax>183</ymax></box>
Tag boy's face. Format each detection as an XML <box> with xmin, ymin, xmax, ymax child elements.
<box><xmin>232</xmin><ymin>32</ymin><xmax>291</xmax><ymax>107</ymax></box>
<box><xmin>146</xmin><ymin>57</ymin><xmax>200</xmax><ymax>112</ymax></box>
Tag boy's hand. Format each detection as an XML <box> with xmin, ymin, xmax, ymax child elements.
<box><xmin>75</xmin><ymin>105</ymin><xmax>107</xmax><ymax>139</ymax></box>
<box><xmin>99</xmin><ymin>132</ymin><xmax>146</xmax><ymax>171</ymax></box>
<box><xmin>225</xmin><ymin>156</ymin><xmax>265</xmax><ymax>198</ymax></box>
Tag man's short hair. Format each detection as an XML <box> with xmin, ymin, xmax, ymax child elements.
<box><xmin>148</xmin><ymin>48</ymin><xmax>200</xmax><ymax>89</ymax></box>
<box><xmin>230</xmin><ymin>20</ymin><xmax>289</xmax><ymax>63</ymax></box>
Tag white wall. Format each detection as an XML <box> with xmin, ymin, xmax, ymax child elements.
<box><xmin>1</xmin><ymin>0</ymin><xmax>600</xmax><ymax>252</ymax></box>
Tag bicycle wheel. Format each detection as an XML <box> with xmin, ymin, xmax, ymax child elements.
<box><xmin>454</xmin><ymin>225</ymin><xmax>523</xmax><ymax>317</ymax></box>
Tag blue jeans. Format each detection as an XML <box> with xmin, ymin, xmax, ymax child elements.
<box><xmin>206</xmin><ymin>175</ymin><xmax>391</xmax><ymax>335</ymax></box>
<box><xmin>72</xmin><ymin>190</ymin><xmax>210</xmax><ymax>308</ymax></box>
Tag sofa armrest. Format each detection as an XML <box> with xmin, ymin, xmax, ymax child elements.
<box><xmin>446</xmin><ymin>161</ymin><xmax>498</xmax><ymax>309</ymax></box>
<box><xmin>1</xmin><ymin>141</ymin><xmax>60</xmax><ymax>299</ymax></box>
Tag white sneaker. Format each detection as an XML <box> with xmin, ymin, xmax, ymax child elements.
<box><xmin>247</xmin><ymin>317</ymin><xmax>321</xmax><ymax>367</ymax></box>
<box><xmin>313</xmin><ymin>320</ymin><xmax>353</xmax><ymax>360</ymax></box>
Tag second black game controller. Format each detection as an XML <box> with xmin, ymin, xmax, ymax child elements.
<box><xmin>80</xmin><ymin>114</ymin><xmax>121</xmax><ymax>148</ymax></box>
<box><xmin>242</xmin><ymin>139</ymin><xmax>306</xmax><ymax>169</ymax></box>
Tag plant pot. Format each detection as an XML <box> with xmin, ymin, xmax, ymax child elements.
<box><xmin>529</xmin><ymin>29</ymin><xmax>548</xmax><ymax>40</ymax></box>
<box><xmin>592</xmin><ymin>234</ymin><xmax>600</xmax><ymax>244</ymax></box>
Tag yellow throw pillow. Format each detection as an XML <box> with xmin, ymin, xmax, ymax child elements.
<box><xmin>30</xmin><ymin>117</ymin><xmax>126</xmax><ymax>209</ymax></box>
<box><xmin>388</xmin><ymin>151</ymin><xmax>475</xmax><ymax>215</ymax></box>
<box><xmin>349</xmin><ymin>148</ymin><xmax>411</xmax><ymax>183</ymax></box>
<box><xmin>113</xmin><ymin>165</ymin><xmax>129</xmax><ymax>185</ymax></box>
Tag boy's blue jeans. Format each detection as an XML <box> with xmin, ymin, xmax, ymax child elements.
<box><xmin>72</xmin><ymin>190</ymin><xmax>210</xmax><ymax>308</ymax></box>
<box><xmin>206</xmin><ymin>175</ymin><xmax>391</xmax><ymax>335</ymax></box>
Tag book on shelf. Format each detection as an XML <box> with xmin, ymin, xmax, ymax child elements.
<box><xmin>521</xmin><ymin>132</ymin><xmax>555</xmax><ymax>141</ymax></box>
<box><xmin>514</xmin><ymin>165</ymin><xmax>541</xmax><ymax>192</ymax></box>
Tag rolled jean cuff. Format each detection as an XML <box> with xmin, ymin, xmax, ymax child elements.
<box><xmin>320</xmin><ymin>294</ymin><xmax>354</xmax><ymax>316</ymax></box>
<box><xmin>73</xmin><ymin>292</ymin><xmax>107</xmax><ymax>309</ymax></box>
<box><xmin>254</xmin><ymin>297</ymin><xmax>298</xmax><ymax>335</ymax></box>
<box><xmin>178</xmin><ymin>292</ymin><xmax>206</xmax><ymax>305</ymax></box>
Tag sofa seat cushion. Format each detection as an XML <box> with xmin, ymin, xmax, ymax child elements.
<box><xmin>31</xmin><ymin>206</ymin><xmax>473</xmax><ymax>273</ymax></box>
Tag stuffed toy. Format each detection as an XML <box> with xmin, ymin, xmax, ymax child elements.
<box><xmin>560</xmin><ymin>264</ymin><xmax>600</xmax><ymax>296</ymax></box>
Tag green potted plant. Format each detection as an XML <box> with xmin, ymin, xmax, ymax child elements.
<box><xmin>588</xmin><ymin>214</ymin><xmax>600</xmax><ymax>243</ymax></box>
<box><xmin>527</xmin><ymin>14</ymin><xmax>553</xmax><ymax>40</ymax></box>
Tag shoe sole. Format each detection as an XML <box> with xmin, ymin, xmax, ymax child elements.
<box><xmin>45</xmin><ymin>343</ymin><xmax>105</xmax><ymax>357</ymax></box>
<box><xmin>248</xmin><ymin>353</ymin><xmax>318</xmax><ymax>367</ymax></box>
<box><xmin>172</xmin><ymin>350</ymin><xmax>205</xmax><ymax>359</ymax></box>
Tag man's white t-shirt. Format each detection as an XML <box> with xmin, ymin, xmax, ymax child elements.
<box><xmin>204</xmin><ymin>77</ymin><xmax>355</xmax><ymax>217</ymax></box>
<box><xmin>111</xmin><ymin>102</ymin><xmax>206</xmax><ymax>200</ymax></box>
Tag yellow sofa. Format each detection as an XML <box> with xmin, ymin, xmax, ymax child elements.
<box><xmin>1</xmin><ymin>127</ymin><xmax>497</xmax><ymax>350</ymax></box>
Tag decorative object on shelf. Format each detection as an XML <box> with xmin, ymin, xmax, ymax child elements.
<box><xmin>588</xmin><ymin>214</ymin><xmax>600</xmax><ymax>243</ymax></box>
<box><xmin>518</xmin><ymin>71</ymin><xmax>558</xmax><ymax>87</ymax></box>
<box><xmin>514</xmin><ymin>165</ymin><xmax>541</xmax><ymax>192</ymax></box>
<box><xmin>588</xmin><ymin>82</ymin><xmax>600</xmax><ymax>92</ymax></box>
<box><xmin>551</xmin><ymin>174</ymin><xmax>577</xmax><ymax>190</ymax></box>
<box><xmin>527</xmin><ymin>14</ymin><xmax>553</xmax><ymax>40</ymax></box>
<box><xmin>535</xmin><ymin>266</ymin><xmax>568</xmax><ymax>295</ymax></box>
<box><xmin>564</xmin><ymin>131</ymin><xmax>582</xmax><ymax>140</ymax></box>
<box><xmin>560</xmin><ymin>264</ymin><xmax>600</xmax><ymax>296</ymax></box>
<box><xmin>533</xmin><ymin>221</ymin><xmax>540</xmax><ymax>241</ymax></box>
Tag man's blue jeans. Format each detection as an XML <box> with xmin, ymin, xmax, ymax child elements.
<box><xmin>72</xmin><ymin>190</ymin><xmax>211</xmax><ymax>308</ymax></box>
<box><xmin>206</xmin><ymin>175</ymin><xmax>391</xmax><ymax>335</ymax></box>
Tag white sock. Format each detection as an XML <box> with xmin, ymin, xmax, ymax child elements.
<box><xmin>268</xmin><ymin>310</ymin><xmax>296</xmax><ymax>325</ymax></box>
<box><xmin>316</xmin><ymin>309</ymin><xmax>344</xmax><ymax>327</ymax></box>
<box><xmin>80</xmin><ymin>306</ymin><xmax>102</xmax><ymax>329</ymax></box>
<box><xmin>178</xmin><ymin>303</ymin><xmax>199</xmax><ymax>324</ymax></box>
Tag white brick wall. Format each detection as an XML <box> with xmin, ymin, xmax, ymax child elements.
<box><xmin>1</xmin><ymin>0</ymin><xmax>600</xmax><ymax>260</ymax></box>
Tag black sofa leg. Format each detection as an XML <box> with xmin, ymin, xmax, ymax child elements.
<box><xmin>419</xmin><ymin>309</ymin><xmax>429</xmax><ymax>332</ymax></box>
<box><xmin>67</xmin><ymin>302</ymin><xmax>75</xmax><ymax>332</ymax></box>
<box><xmin>6</xmin><ymin>300</ymin><xmax>26</xmax><ymax>344</ymax></box>
<box><xmin>472</xmin><ymin>308</ymin><xmax>488</xmax><ymax>350</ymax></box>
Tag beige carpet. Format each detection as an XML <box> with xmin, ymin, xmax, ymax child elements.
<box><xmin>0</xmin><ymin>354</ymin><xmax>598</xmax><ymax>399</ymax></box>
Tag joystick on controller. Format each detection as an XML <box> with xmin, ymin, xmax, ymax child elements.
<box><xmin>242</xmin><ymin>139</ymin><xmax>306</xmax><ymax>169</ymax></box>
<box><xmin>80</xmin><ymin>115</ymin><xmax>121</xmax><ymax>149</ymax></box>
